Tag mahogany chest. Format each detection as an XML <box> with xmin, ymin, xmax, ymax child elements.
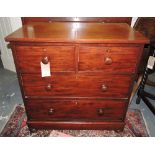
<box><xmin>5</xmin><ymin>21</ymin><xmax>149</xmax><ymax>131</ymax></box>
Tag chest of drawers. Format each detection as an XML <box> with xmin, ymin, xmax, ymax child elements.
<box><xmin>5</xmin><ymin>22</ymin><xmax>149</xmax><ymax>131</ymax></box>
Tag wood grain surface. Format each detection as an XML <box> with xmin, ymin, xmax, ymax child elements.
<box><xmin>5</xmin><ymin>22</ymin><xmax>149</xmax><ymax>44</ymax></box>
<box><xmin>25</xmin><ymin>99</ymin><xmax>127</xmax><ymax>121</ymax></box>
<box><xmin>21</xmin><ymin>17</ymin><xmax>132</xmax><ymax>25</ymax></box>
<box><xmin>6</xmin><ymin>20</ymin><xmax>149</xmax><ymax>130</ymax></box>
<box><xmin>21</xmin><ymin>74</ymin><xmax>133</xmax><ymax>98</ymax></box>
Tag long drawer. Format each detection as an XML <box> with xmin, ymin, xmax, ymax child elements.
<box><xmin>21</xmin><ymin>74</ymin><xmax>133</xmax><ymax>98</ymax></box>
<box><xmin>25</xmin><ymin>99</ymin><xmax>127</xmax><ymax>121</ymax></box>
<box><xmin>15</xmin><ymin>45</ymin><xmax>75</xmax><ymax>73</ymax></box>
<box><xmin>78</xmin><ymin>46</ymin><xmax>141</xmax><ymax>73</ymax></box>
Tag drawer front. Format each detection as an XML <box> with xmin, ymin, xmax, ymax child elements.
<box><xmin>22</xmin><ymin>74</ymin><xmax>133</xmax><ymax>98</ymax></box>
<box><xmin>26</xmin><ymin>100</ymin><xmax>127</xmax><ymax>121</ymax></box>
<box><xmin>78</xmin><ymin>46</ymin><xmax>140</xmax><ymax>73</ymax></box>
<box><xmin>15</xmin><ymin>46</ymin><xmax>75</xmax><ymax>73</ymax></box>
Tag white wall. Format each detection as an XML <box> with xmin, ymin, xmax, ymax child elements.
<box><xmin>131</xmin><ymin>17</ymin><xmax>138</xmax><ymax>27</ymax></box>
<box><xmin>0</xmin><ymin>17</ymin><xmax>22</xmax><ymax>72</ymax></box>
<box><xmin>0</xmin><ymin>17</ymin><xmax>138</xmax><ymax>72</ymax></box>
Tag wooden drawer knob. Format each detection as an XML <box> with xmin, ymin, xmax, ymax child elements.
<box><xmin>45</xmin><ymin>83</ymin><xmax>52</xmax><ymax>91</ymax></box>
<box><xmin>105</xmin><ymin>57</ymin><xmax>112</xmax><ymax>65</ymax></box>
<box><xmin>48</xmin><ymin>108</ymin><xmax>54</xmax><ymax>115</ymax></box>
<box><xmin>42</xmin><ymin>56</ymin><xmax>49</xmax><ymax>64</ymax></box>
<box><xmin>101</xmin><ymin>84</ymin><xmax>108</xmax><ymax>92</ymax></box>
<box><xmin>97</xmin><ymin>108</ymin><xmax>104</xmax><ymax>116</ymax></box>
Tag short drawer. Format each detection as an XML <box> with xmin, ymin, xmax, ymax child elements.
<box><xmin>26</xmin><ymin>99</ymin><xmax>127</xmax><ymax>121</ymax></box>
<box><xmin>21</xmin><ymin>74</ymin><xmax>133</xmax><ymax>98</ymax></box>
<box><xmin>78</xmin><ymin>46</ymin><xmax>141</xmax><ymax>73</ymax></box>
<box><xmin>15</xmin><ymin>45</ymin><xmax>75</xmax><ymax>73</ymax></box>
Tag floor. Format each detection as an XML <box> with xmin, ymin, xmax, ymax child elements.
<box><xmin>0</xmin><ymin>69</ymin><xmax>23</xmax><ymax>132</ymax></box>
<box><xmin>0</xmin><ymin>68</ymin><xmax>155</xmax><ymax>136</ymax></box>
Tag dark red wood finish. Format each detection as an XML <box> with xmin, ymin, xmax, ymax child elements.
<box><xmin>134</xmin><ymin>17</ymin><xmax>155</xmax><ymax>74</ymax></box>
<box><xmin>15</xmin><ymin>45</ymin><xmax>75</xmax><ymax>73</ymax></box>
<box><xmin>27</xmin><ymin>121</ymin><xmax>125</xmax><ymax>130</ymax></box>
<box><xmin>134</xmin><ymin>17</ymin><xmax>155</xmax><ymax>42</ymax></box>
<box><xmin>21</xmin><ymin>74</ymin><xmax>133</xmax><ymax>98</ymax></box>
<box><xmin>5</xmin><ymin>23</ymin><xmax>148</xmax><ymax>44</ymax></box>
<box><xmin>78</xmin><ymin>46</ymin><xmax>141</xmax><ymax>73</ymax></box>
<box><xmin>5</xmin><ymin>18</ymin><xmax>149</xmax><ymax>131</ymax></box>
<box><xmin>21</xmin><ymin>17</ymin><xmax>132</xmax><ymax>25</ymax></box>
<box><xmin>26</xmin><ymin>99</ymin><xmax>127</xmax><ymax>121</ymax></box>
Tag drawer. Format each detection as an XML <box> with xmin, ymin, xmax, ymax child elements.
<box><xmin>15</xmin><ymin>45</ymin><xmax>75</xmax><ymax>73</ymax></box>
<box><xmin>78</xmin><ymin>46</ymin><xmax>141</xmax><ymax>73</ymax></box>
<box><xmin>21</xmin><ymin>74</ymin><xmax>133</xmax><ymax>98</ymax></box>
<box><xmin>26</xmin><ymin>99</ymin><xmax>127</xmax><ymax>121</ymax></box>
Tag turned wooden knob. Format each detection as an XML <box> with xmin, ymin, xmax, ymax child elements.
<box><xmin>97</xmin><ymin>108</ymin><xmax>104</xmax><ymax>116</ymax></box>
<box><xmin>42</xmin><ymin>56</ymin><xmax>49</xmax><ymax>64</ymax></box>
<box><xmin>48</xmin><ymin>108</ymin><xmax>54</xmax><ymax>114</ymax></box>
<box><xmin>101</xmin><ymin>84</ymin><xmax>108</xmax><ymax>92</ymax></box>
<box><xmin>105</xmin><ymin>57</ymin><xmax>112</xmax><ymax>65</ymax></box>
<box><xmin>45</xmin><ymin>83</ymin><xmax>52</xmax><ymax>91</ymax></box>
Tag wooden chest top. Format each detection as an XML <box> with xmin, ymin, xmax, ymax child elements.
<box><xmin>5</xmin><ymin>22</ymin><xmax>149</xmax><ymax>44</ymax></box>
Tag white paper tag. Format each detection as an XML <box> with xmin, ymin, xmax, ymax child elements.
<box><xmin>40</xmin><ymin>62</ymin><xmax>51</xmax><ymax>77</ymax></box>
<box><xmin>147</xmin><ymin>56</ymin><xmax>155</xmax><ymax>70</ymax></box>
